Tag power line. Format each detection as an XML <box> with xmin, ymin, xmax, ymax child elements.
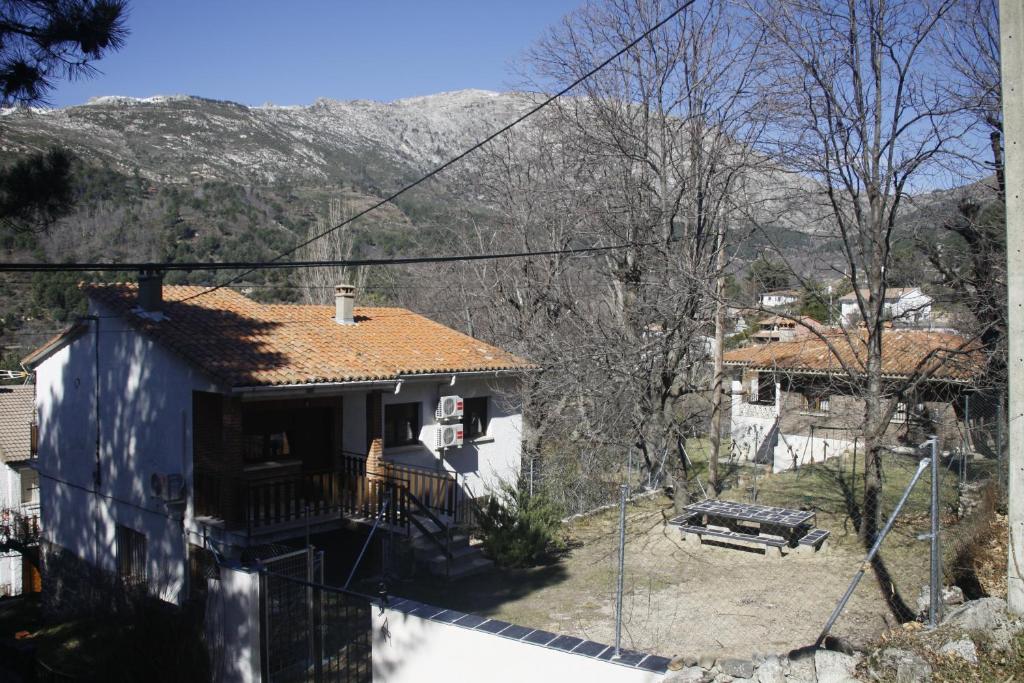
<box><xmin>177</xmin><ymin>0</ymin><xmax>700</xmax><ymax>303</ymax></box>
<box><xmin>0</xmin><ymin>238</ymin><xmax>658</xmax><ymax>273</ymax></box>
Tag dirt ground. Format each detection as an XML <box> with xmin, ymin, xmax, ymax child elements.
<box><xmin>389</xmin><ymin>492</ymin><xmax>929</xmax><ymax>660</ymax></box>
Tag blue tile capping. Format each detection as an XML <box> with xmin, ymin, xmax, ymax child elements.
<box><xmin>613</xmin><ymin>651</ymin><xmax>647</xmax><ymax>667</ymax></box>
<box><xmin>571</xmin><ymin>641</ymin><xmax>609</xmax><ymax>658</ymax></box>
<box><xmin>548</xmin><ymin>635</ymin><xmax>584</xmax><ymax>652</ymax></box>
<box><xmin>523</xmin><ymin>630</ymin><xmax>558</xmax><ymax>646</ymax></box>
<box><xmin>409</xmin><ymin>605</ymin><xmax>446</xmax><ymax>619</ymax></box>
<box><xmin>433</xmin><ymin>610</ymin><xmax>468</xmax><ymax>624</ymax></box>
<box><xmin>387</xmin><ymin>596</ymin><xmax>668</xmax><ymax>672</ymax></box>
<box><xmin>476</xmin><ymin>619</ymin><xmax>512</xmax><ymax>634</ymax></box>
<box><xmin>393</xmin><ymin>599</ymin><xmax>424</xmax><ymax>614</ymax></box>
<box><xmin>637</xmin><ymin>655</ymin><xmax>672</xmax><ymax>673</ymax></box>
<box><xmin>452</xmin><ymin>614</ymin><xmax>487</xmax><ymax>628</ymax></box>
<box><xmin>499</xmin><ymin>624</ymin><xmax>534</xmax><ymax>640</ymax></box>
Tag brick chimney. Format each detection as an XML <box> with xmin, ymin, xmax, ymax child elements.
<box><xmin>335</xmin><ymin>283</ymin><xmax>355</xmax><ymax>324</ymax></box>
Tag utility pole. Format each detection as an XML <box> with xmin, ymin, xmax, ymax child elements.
<box><xmin>1001</xmin><ymin>0</ymin><xmax>1024</xmax><ymax>614</ymax></box>
<box><xmin>708</xmin><ymin>221</ymin><xmax>727</xmax><ymax>498</ymax></box>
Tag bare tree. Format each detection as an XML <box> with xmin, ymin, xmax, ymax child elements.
<box><xmin>749</xmin><ymin>0</ymin><xmax>965</xmax><ymax>542</ymax></box>
<box><xmin>296</xmin><ymin>198</ymin><xmax>366</xmax><ymax>304</ymax></box>
<box><xmin>411</xmin><ymin>0</ymin><xmax>768</xmax><ymax>512</ymax></box>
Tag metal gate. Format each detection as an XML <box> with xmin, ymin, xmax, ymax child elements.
<box><xmin>260</xmin><ymin>549</ymin><xmax>372</xmax><ymax>683</ymax></box>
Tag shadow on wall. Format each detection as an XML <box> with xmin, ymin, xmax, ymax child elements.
<box><xmin>38</xmin><ymin>301</ymin><xmax>287</xmax><ymax>614</ymax></box>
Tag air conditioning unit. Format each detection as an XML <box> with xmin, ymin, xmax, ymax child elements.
<box><xmin>150</xmin><ymin>473</ymin><xmax>185</xmax><ymax>502</ymax></box>
<box><xmin>436</xmin><ymin>395</ymin><xmax>464</xmax><ymax>420</ymax></box>
<box><xmin>435</xmin><ymin>423</ymin><xmax>464</xmax><ymax>449</ymax></box>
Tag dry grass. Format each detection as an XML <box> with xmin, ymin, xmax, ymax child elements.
<box><xmin>391</xmin><ymin>450</ymin><xmax>999</xmax><ymax>661</ymax></box>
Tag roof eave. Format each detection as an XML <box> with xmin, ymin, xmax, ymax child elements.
<box><xmin>21</xmin><ymin>320</ymin><xmax>90</xmax><ymax>369</ymax></box>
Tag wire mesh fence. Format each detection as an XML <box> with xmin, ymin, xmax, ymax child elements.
<box><xmin>500</xmin><ymin>392</ymin><xmax>1008</xmax><ymax>662</ymax></box>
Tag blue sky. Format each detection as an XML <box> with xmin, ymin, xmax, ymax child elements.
<box><xmin>49</xmin><ymin>1</ymin><xmax>584</xmax><ymax>108</ymax></box>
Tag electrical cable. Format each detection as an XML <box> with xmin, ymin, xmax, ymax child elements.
<box><xmin>175</xmin><ymin>0</ymin><xmax>700</xmax><ymax>303</ymax></box>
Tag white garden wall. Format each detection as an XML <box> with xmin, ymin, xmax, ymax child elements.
<box><xmin>372</xmin><ymin>605</ymin><xmax>666</xmax><ymax>683</ymax></box>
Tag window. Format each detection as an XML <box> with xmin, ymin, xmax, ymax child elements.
<box><xmin>464</xmin><ymin>397</ymin><xmax>489</xmax><ymax>439</ymax></box>
<box><xmin>116</xmin><ymin>524</ymin><xmax>147</xmax><ymax>586</ymax></box>
<box><xmin>241</xmin><ymin>406</ymin><xmax>333</xmax><ymax>462</ymax></box>
<box><xmin>805</xmin><ymin>395</ymin><xmax>830</xmax><ymax>414</ymax></box>
<box><xmin>892</xmin><ymin>402</ymin><xmax>908</xmax><ymax>423</ymax></box>
<box><xmin>19</xmin><ymin>469</ymin><xmax>39</xmax><ymax>505</ymax></box>
<box><xmin>384</xmin><ymin>402</ymin><xmax>421</xmax><ymax>447</ymax></box>
<box><xmin>753</xmin><ymin>376</ymin><xmax>776</xmax><ymax>405</ymax></box>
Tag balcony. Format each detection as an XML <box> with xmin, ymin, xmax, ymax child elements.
<box><xmin>193</xmin><ymin>455</ymin><xmax>475</xmax><ymax>538</ymax></box>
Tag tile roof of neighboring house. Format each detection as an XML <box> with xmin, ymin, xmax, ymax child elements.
<box><xmin>837</xmin><ymin>287</ymin><xmax>925</xmax><ymax>302</ymax></box>
<box><xmin>0</xmin><ymin>385</ymin><xmax>34</xmax><ymax>463</ymax></box>
<box><xmin>723</xmin><ymin>330</ymin><xmax>983</xmax><ymax>382</ymax></box>
<box><xmin>756</xmin><ymin>315</ymin><xmax>825</xmax><ymax>331</ymax></box>
<box><xmin>24</xmin><ymin>285</ymin><xmax>535</xmax><ymax>388</ymax></box>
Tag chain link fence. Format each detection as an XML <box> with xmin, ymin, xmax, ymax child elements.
<box><xmin>484</xmin><ymin>391</ymin><xmax>1009</xmax><ymax>663</ymax></box>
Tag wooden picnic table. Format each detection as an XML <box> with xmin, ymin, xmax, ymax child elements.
<box><xmin>669</xmin><ymin>499</ymin><xmax>829</xmax><ymax>557</ymax></box>
<box><xmin>682</xmin><ymin>499</ymin><xmax>816</xmax><ymax>530</ymax></box>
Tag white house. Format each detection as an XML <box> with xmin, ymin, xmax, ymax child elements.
<box><xmin>0</xmin><ymin>385</ymin><xmax>39</xmax><ymax>596</ymax></box>
<box><xmin>757</xmin><ymin>290</ymin><xmax>800</xmax><ymax>310</ymax></box>
<box><xmin>25</xmin><ymin>278</ymin><xmax>533</xmax><ymax>605</ymax></box>
<box><xmin>839</xmin><ymin>287</ymin><xmax>933</xmax><ymax>326</ymax></box>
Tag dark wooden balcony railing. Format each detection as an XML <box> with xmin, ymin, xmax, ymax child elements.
<box><xmin>193</xmin><ymin>454</ymin><xmax>476</xmax><ymax>536</ymax></box>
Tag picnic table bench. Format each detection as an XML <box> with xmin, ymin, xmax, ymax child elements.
<box><xmin>669</xmin><ymin>499</ymin><xmax>830</xmax><ymax>558</ymax></box>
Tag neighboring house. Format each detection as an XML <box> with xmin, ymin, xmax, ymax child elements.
<box><xmin>724</xmin><ymin>330</ymin><xmax>984</xmax><ymax>472</ymax></box>
<box><xmin>750</xmin><ymin>315</ymin><xmax>825</xmax><ymax>345</ymax></box>
<box><xmin>757</xmin><ymin>289</ymin><xmax>800</xmax><ymax>311</ymax></box>
<box><xmin>0</xmin><ymin>385</ymin><xmax>40</xmax><ymax>597</ymax></box>
<box><xmin>839</xmin><ymin>287</ymin><xmax>933</xmax><ymax>326</ymax></box>
<box><xmin>24</xmin><ymin>279</ymin><xmax>533</xmax><ymax>605</ymax></box>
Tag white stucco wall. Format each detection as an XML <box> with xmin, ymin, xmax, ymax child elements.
<box><xmin>350</xmin><ymin>375</ymin><xmax>523</xmax><ymax>496</ymax></box>
<box><xmin>372</xmin><ymin>606</ymin><xmax>665</xmax><ymax>683</ymax></box>
<box><xmin>208</xmin><ymin>563</ymin><xmax>262</xmax><ymax>683</ymax></box>
<box><xmin>772</xmin><ymin>435</ymin><xmax>853</xmax><ymax>473</ymax></box>
<box><xmin>0</xmin><ymin>463</ymin><xmax>22</xmax><ymax>596</ymax></box>
<box><xmin>34</xmin><ymin>303</ymin><xmax>219</xmax><ymax>604</ymax></box>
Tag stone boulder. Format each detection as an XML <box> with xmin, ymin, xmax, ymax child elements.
<box><xmin>814</xmin><ymin>650</ymin><xmax>859</xmax><ymax>683</ymax></box>
<box><xmin>754</xmin><ymin>657</ymin><xmax>785</xmax><ymax>683</ymax></box>
<box><xmin>719</xmin><ymin>658</ymin><xmax>754</xmax><ymax>679</ymax></box>
<box><xmin>915</xmin><ymin>585</ymin><xmax>964</xmax><ymax>616</ymax></box>
<box><xmin>937</xmin><ymin>638</ymin><xmax>978</xmax><ymax>665</ymax></box>
<box><xmin>894</xmin><ymin>652</ymin><xmax>931</xmax><ymax>683</ymax></box>
<box><xmin>664</xmin><ymin>666</ymin><xmax>711</xmax><ymax>683</ymax></box>
<box><xmin>942</xmin><ymin>597</ymin><xmax>1022</xmax><ymax>651</ymax></box>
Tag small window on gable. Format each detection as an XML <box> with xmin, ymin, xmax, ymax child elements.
<box><xmin>116</xmin><ymin>524</ymin><xmax>147</xmax><ymax>587</ymax></box>
<box><xmin>464</xmin><ymin>397</ymin><xmax>489</xmax><ymax>439</ymax></box>
<box><xmin>385</xmin><ymin>402</ymin><xmax>421</xmax><ymax>447</ymax></box>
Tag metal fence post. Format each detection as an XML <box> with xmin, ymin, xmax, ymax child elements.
<box><xmin>307</xmin><ymin>545</ymin><xmax>315</xmax><ymax>674</ymax></box>
<box><xmin>930</xmin><ymin>436</ymin><xmax>942</xmax><ymax>628</ymax></box>
<box><xmin>613</xmin><ymin>483</ymin><xmax>628</xmax><ymax>659</ymax></box>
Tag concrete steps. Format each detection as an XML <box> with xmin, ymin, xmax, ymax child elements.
<box><xmin>409</xmin><ymin>514</ymin><xmax>493</xmax><ymax>579</ymax></box>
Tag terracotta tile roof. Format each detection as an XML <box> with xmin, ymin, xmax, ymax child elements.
<box><xmin>37</xmin><ymin>284</ymin><xmax>535</xmax><ymax>388</ymax></box>
<box><xmin>0</xmin><ymin>385</ymin><xmax>34</xmax><ymax>463</ymax></box>
<box><xmin>723</xmin><ymin>330</ymin><xmax>983</xmax><ymax>382</ymax></box>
